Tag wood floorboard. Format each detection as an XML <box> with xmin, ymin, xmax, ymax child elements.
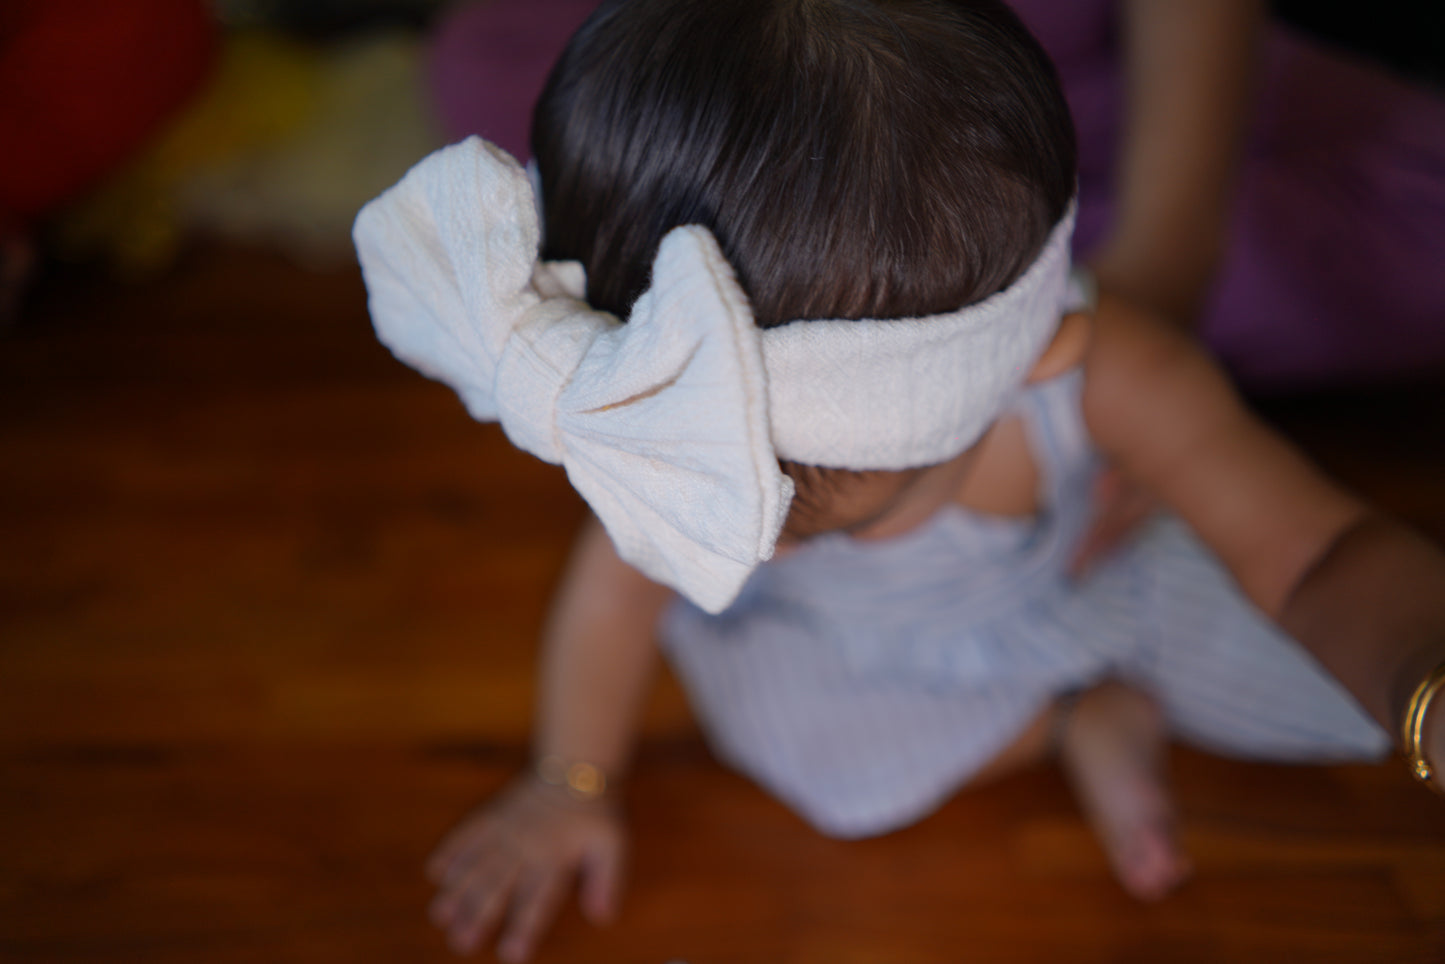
<box><xmin>3</xmin><ymin>746</ymin><xmax>1442</xmax><ymax>963</ymax></box>
<box><xmin>2</xmin><ymin>246</ymin><xmax>1443</xmax><ymax>962</ymax></box>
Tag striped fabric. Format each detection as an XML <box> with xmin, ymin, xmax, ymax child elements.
<box><xmin>659</xmin><ymin>371</ymin><xmax>1389</xmax><ymax>839</ymax></box>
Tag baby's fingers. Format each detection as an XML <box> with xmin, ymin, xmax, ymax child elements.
<box><xmin>428</xmin><ymin>814</ymin><xmax>498</xmax><ymax>885</ymax></box>
<box><xmin>579</xmin><ymin>833</ymin><xmax>625</xmax><ymax>924</ymax></box>
<box><xmin>434</xmin><ymin>859</ymin><xmax>520</xmax><ymax>955</ymax></box>
<box><xmin>497</xmin><ymin>868</ymin><xmax>569</xmax><ymax>964</ymax></box>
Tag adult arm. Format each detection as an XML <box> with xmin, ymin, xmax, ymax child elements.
<box><xmin>1081</xmin><ymin>296</ymin><xmax>1445</xmax><ymax>766</ymax></box>
<box><xmin>1070</xmin><ymin>0</ymin><xmax>1265</xmax><ymax>572</ymax></box>
<box><xmin>1092</xmin><ymin>0</ymin><xmax>1264</xmax><ymax>322</ymax></box>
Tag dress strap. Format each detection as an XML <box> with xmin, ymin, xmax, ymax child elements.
<box><xmin>1010</xmin><ymin>367</ymin><xmax>1096</xmax><ymax>514</ymax></box>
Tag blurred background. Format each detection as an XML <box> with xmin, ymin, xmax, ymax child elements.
<box><xmin>2</xmin><ymin>1</ymin><xmax>1444</xmax><ymax>961</ymax></box>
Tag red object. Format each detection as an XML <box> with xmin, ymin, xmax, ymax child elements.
<box><xmin>0</xmin><ymin>0</ymin><xmax>216</xmax><ymax>223</ymax></box>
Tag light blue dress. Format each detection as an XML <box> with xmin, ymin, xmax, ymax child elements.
<box><xmin>660</xmin><ymin>371</ymin><xmax>1389</xmax><ymax>839</ymax></box>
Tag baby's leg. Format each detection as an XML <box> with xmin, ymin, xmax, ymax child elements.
<box><xmin>1057</xmin><ymin>680</ymin><xmax>1191</xmax><ymax>901</ymax></box>
<box><xmin>955</xmin><ymin>680</ymin><xmax>1188</xmax><ymax>901</ymax></box>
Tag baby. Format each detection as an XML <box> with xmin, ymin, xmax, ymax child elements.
<box><xmin>353</xmin><ymin>0</ymin><xmax>1445</xmax><ymax>959</ymax></box>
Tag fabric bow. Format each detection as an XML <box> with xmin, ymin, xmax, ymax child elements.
<box><xmin>354</xmin><ymin>137</ymin><xmax>793</xmax><ymax>614</ymax></box>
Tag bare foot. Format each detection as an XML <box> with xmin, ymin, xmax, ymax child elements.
<box><xmin>1059</xmin><ymin>680</ymin><xmax>1191</xmax><ymax>901</ymax></box>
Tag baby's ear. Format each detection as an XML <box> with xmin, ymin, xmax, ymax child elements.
<box><xmin>1027</xmin><ymin>311</ymin><xmax>1091</xmax><ymax>384</ymax></box>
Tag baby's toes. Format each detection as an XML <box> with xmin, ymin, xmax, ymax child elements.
<box><xmin>1112</xmin><ymin>818</ymin><xmax>1190</xmax><ymax>902</ymax></box>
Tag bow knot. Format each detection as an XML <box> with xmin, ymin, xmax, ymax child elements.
<box><xmin>495</xmin><ymin>302</ymin><xmax>602</xmax><ymax>464</ymax></box>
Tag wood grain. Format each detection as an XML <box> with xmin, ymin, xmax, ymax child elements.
<box><xmin>2</xmin><ymin>246</ymin><xmax>1442</xmax><ymax>962</ymax></box>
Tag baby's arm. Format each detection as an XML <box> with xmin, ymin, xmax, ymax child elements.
<box><xmin>428</xmin><ymin>514</ymin><xmax>673</xmax><ymax>960</ymax></box>
<box><xmin>1081</xmin><ymin>296</ymin><xmax>1445</xmax><ymax>766</ymax></box>
<box><xmin>534</xmin><ymin>514</ymin><xmax>673</xmax><ymax>776</ymax></box>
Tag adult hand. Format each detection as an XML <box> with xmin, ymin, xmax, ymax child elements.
<box><xmin>428</xmin><ymin>772</ymin><xmax>627</xmax><ymax>961</ymax></box>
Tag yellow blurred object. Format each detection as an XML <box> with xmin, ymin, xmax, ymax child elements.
<box><xmin>54</xmin><ymin>31</ymin><xmax>322</xmax><ymax>276</ymax></box>
<box><xmin>180</xmin><ymin>31</ymin><xmax>444</xmax><ymax>268</ymax></box>
<box><xmin>54</xmin><ymin>28</ymin><xmax>442</xmax><ymax>277</ymax></box>
<box><xmin>147</xmin><ymin>31</ymin><xmax>319</xmax><ymax>174</ymax></box>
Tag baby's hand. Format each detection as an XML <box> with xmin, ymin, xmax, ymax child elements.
<box><xmin>427</xmin><ymin>772</ymin><xmax>627</xmax><ymax>961</ymax></box>
<box><xmin>1069</xmin><ymin>466</ymin><xmax>1159</xmax><ymax>578</ymax></box>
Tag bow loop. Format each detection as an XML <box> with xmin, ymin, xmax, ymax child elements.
<box><xmin>354</xmin><ymin>139</ymin><xmax>792</xmax><ymax>613</ymax></box>
<box><xmin>355</xmin><ymin>137</ymin><xmax>545</xmax><ymax>422</ymax></box>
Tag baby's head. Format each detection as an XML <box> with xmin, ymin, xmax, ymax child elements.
<box><xmin>530</xmin><ymin>0</ymin><xmax>1079</xmax><ymax>539</ymax></box>
<box><xmin>533</xmin><ymin>0</ymin><xmax>1074</xmax><ymax>322</ymax></box>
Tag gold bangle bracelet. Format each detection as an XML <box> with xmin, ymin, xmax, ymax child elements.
<box><xmin>536</xmin><ymin>755</ymin><xmax>608</xmax><ymax>802</ymax></box>
<box><xmin>1401</xmin><ymin>661</ymin><xmax>1445</xmax><ymax>794</ymax></box>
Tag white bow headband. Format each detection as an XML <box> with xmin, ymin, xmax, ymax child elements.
<box><xmin>354</xmin><ymin>137</ymin><xmax>1076</xmax><ymax>613</ymax></box>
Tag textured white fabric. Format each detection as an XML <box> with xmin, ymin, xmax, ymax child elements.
<box><xmin>763</xmin><ymin>203</ymin><xmax>1075</xmax><ymax>468</ymax></box>
<box><xmin>354</xmin><ymin>138</ymin><xmax>792</xmax><ymax>613</ymax></box>
<box><xmin>353</xmin><ymin>136</ymin><xmax>1077</xmax><ymax>612</ymax></box>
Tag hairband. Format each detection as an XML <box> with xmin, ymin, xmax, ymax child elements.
<box><xmin>353</xmin><ymin>137</ymin><xmax>1076</xmax><ymax>613</ymax></box>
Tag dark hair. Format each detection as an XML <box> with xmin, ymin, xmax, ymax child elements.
<box><xmin>531</xmin><ymin>0</ymin><xmax>1076</xmax><ymax>527</ymax></box>
<box><xmin>531</xmin><ymin>0</ymin><xmax>1076</xmax><ymax>330</ymax></box>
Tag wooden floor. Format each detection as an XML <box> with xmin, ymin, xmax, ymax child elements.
<box><xmin>3</xmin><ymin>246</ymin><xmax>1444</xmax><ymax>963</ymax></box>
